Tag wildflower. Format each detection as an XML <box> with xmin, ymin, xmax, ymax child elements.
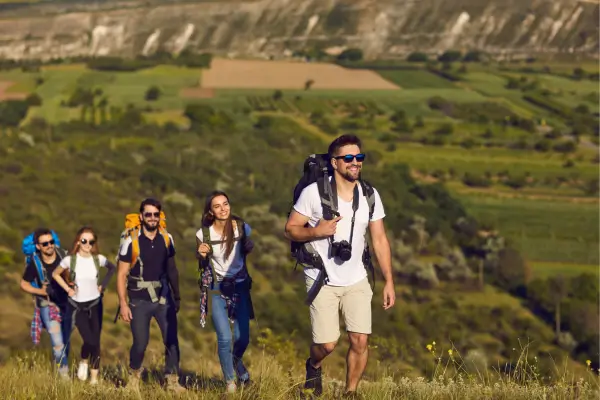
<box><xmin>426</xmin><ymin>344</ymin><xmax>433</xmax><ymax>351</ymax></box>
<box><xmin>448</xmin><ymin>349</ymin><xmax>453</xmax><ymax>356</ymax></box>
<box><xmin>586</xmin><ymin>360</ymin><xmax>591</xmax><ymax>367</ymax></box>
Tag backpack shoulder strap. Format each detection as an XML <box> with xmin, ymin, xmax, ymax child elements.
<box><xmin>32</xmin><ymin>253</ymin><xmax>46</xmax><ymax>284</ymax></box>
<box><xmin>360</xmin><ymin>179</ymin><xmax>375</xmax><ymax>221</ymax></box>
<box><xmin>70</xmin><ymin>254</ymin><xmax>77</xmax><ymax>282</ymax></box>
<box><xmin>158</xmin><ymin>227</ymin><xmax>171</xmax><ymax>249</ymax></box>
<box><xmin>129</xmin><ymin>228</ymin><xmax>141</xmax><ymax>268</ymax></box>
<box><xmin>202</xmin><ymin>225</ymin><xmax>211</xmax><ymax>245</ymax></box>
<box><xmin>317</xmin><ymin>176</ymin><xmax>337</xmax><ymax>219</ymax></box>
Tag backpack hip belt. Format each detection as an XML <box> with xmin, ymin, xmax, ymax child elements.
<box><xmin>127</xmin><ymin>257</ymin><xmax>167</xmax><ymax>305</ymax></box>
<box><xmin>68</xmin><ymin>296</ymin><xmax>101</xmax><ymax>330</ymax></box>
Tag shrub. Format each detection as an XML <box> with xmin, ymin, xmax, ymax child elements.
<box><xmin>144</xmin><ymin>85</ymin><xmax>161</xmax><ymax>101</ymax></box>
<box><xmin>552</xmin><ymin>140</ymin><xmax>576</xmax><ymax>153</ymax></box>
<box><xmin>462</xmin><ymin>173</ymin><xmax>491</xmax><ymax>188</ymax></box>
<box><xmin>25</xmin><ymin>93</ymin><xmax>42</xmax><ymax>107</ymax></box>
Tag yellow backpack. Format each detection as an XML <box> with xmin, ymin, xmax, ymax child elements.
<box><xmin>120</xmin><ymin>212</ymin><xmax>170</xmax><ymax>267</ymax></box>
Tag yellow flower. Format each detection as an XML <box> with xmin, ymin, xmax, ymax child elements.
<box><xmin>586</xmin><ymin>360</ymin><xmax>591</xmax><ymax>367</ymax></box>
<box><xmin>426</xmin><ymin>344</ymin><xmax>433</xmax><ymax>351</ymax></box>
<box><xmin>448</xmin><ymin>349</ymin><xmax>453</xmax><ymax>356</ymax></box>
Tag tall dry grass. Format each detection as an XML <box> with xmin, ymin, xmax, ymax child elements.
<box><xmin>1</xmin><ymin>344</ymin><xmax>598</xmax><ymax>400</ymax></box>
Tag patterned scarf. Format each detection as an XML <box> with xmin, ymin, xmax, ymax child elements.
<box><xmin>198</xmin><ymin>263</ymin><xmax>247</xmax><ymax>328</ymax></box>
<box><xmin>30</xmin><ymin>303</ymin><xmax>62</xmax><ymax>345</ymax></box>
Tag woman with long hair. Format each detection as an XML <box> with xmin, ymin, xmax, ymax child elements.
<box><xmin>52</xmin><ymin>226</ymin><xmax>116</xmax><ymax>385</ymax></box>
<box><xmin>196</xmin><ymin>190</ymin><xmax>255</xmax><ymax>393</ymax></box>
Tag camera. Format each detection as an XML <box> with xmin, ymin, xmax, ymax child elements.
<box><xmin>331</xmin><ymin>240</ymin><xmax>352</xmax><ymax>262</ymax></box>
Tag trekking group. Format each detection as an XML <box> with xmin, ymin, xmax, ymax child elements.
<box><xmin>19</xmin><ymin>134</ymin><xmax>395</xmax><ymax>397</ymax></box>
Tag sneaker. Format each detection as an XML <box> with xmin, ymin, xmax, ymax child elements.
<box><xmin>234</xmin><ymin>358</ymin><xmax>250</xmax><ymax>386</ymax></box>
<box><xmin>58</xmin><ymin>366</ymin><xmax>70</xmax><ymax>381</ymax></box>
<box><xmin>77</xmin><ymin>362</ymin><xmax>89</xmax><ymax>381</ymax></box>
<box><xmin>226</xmin><ymin>381</ymin><xmax>237</xmax><ymax>394</ymax></box>
<box><xmin>304</xmin><ymin>358</ymin><xmax>323</xmax><ymax>397</ymax></box>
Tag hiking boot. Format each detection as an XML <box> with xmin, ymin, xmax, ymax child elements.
<box><xmin>127</xmin><ymin>368</ymin><xmax>142</xmax><ymax>391</ymax></box>
<box><xmin>165</xmin><ymin>373</ymin><xmax>186</xmax><ymax>394</ymax></box>
<box><xmin>77</xmin><ymin>362</ymin><xmax>89</xmax><ymax>381</ymax></box>
<box><xmin>90</xmin><ymin>369</ymin><xmax>99</xmax><ymax>385</ymax></box>
<box><xmin>304</xmin><ymin>358</ymin><xmax>323</xmax><ymax>397</ymax></box>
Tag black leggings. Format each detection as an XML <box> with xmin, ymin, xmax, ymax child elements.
<box><xmin>71</xmin><ymin>298</ymin><xmax>103</xmax><ymax>369</ymax></box>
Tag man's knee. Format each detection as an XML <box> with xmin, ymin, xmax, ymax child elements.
<box><xmin>348</xmin><ymin>333</ymin><xmax>369</xmax><ymax>354</ymax></box>
<box><xmin>317</xmin><ymin>341</ymin><xmax>337</xmax><ymax>355</ymax></box>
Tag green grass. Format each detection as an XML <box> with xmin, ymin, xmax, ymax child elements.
<box><xmin>455</xmin><ymin>193</ymin><xmax>599</xmax><ymax>265</ymax></box>
<box><xmin>376</xmin><ymin>69</ymin><xmax>457</xmax><ymax>89</ymax></box>
<box><xmin>378</xmin><ymin>142</ymin><xmax>598</xmax><ymax>181</ymax></box>
<box><xmin>530</xmin><ymin>261</ymin><xmax>599</xmax><ymax>279</ymax></box>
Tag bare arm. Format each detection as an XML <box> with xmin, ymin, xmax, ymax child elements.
<box><xmin>369</xmin><ymin>218</ymin><xmax>393</xmax><ymax>284</ymax></box>
<box><xmin>284</xmin><ymin>210</ymin><xmax>337</xmax><ymax>241</ymax></box>
<box><xmin>116</xmin><ymin>260</ymin><xmax>130</xmax><ymax>306</ymax></box>
<box><xmin>52</xmin><ymin>267</ymin><xmax>75</xmax><ymax>297</ymax></box>
<box><xmin>19</xmin><ymin>279</ymin><xmax>47</xmax><ymax>296</ymax></box>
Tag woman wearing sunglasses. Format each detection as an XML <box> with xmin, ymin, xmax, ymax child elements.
<box><xmin>52</xmin><ymin>226</ymin><xmax>116</xmax><ymax>385</ymax></box>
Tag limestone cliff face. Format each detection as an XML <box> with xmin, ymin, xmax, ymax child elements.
<box><xmin>0</xmin><ymin>0</ymin><xmax>596</xmax><ymax>60</ymax></box>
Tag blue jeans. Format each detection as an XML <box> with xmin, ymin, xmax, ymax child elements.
<box><xmin>39</xmin><ymin>303</ymin><xmax>71</xmax><ymax>369</ymax></box>
<box><xmin>211</xmin><ymin>279</ymin><xmax>251</xmax><ymax>383</ymax></box>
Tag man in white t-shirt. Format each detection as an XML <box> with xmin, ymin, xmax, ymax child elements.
<box><xmin>285</xmin><ymin>134</ymin><xmax>395</xmax><ymax>398</ymax></box>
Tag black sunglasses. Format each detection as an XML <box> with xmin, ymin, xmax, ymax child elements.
<box><xmin>80</xmin><ymin>238</ymin><xmax>96</xmax><ymax>246</ymax></box>
<box><xmin>334</xmin><ymin>153</ymin><xmax>366</xmax><ymax>163</ymax></box>
<box><xmin>143</xmin><ymin>212</ymin><xmax>160</xmax><ymax>218</ymax></box>
<box><xmin>39</xmin><ymin>239</ymin><xmax>55</xmax><ymax>247</ymax></box>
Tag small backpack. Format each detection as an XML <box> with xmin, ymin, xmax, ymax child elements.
<box><xmin>21</xmin><ymin>230</ymin><xmax>65</xmax><ymax>288</ymax></box>
<box><xmin>288</xmin><ymin>153</ymin><xmax>377</xmax><ymax>303</ymax></box>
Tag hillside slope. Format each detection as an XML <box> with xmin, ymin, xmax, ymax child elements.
<box><xmin>0</xmin><ymin>0</ymin><xmax>596</xmax><ymax>60</ymax></box>
<box><xmin>0</xmin><ymin>111</ymin><xmax>593</xmax><ymax>383</ymax></box>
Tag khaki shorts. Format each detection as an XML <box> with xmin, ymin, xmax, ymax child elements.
<box><xmin>305</xmin><ymin>276</ymin><xmax>373</xmax><ymax>344</ymax></box>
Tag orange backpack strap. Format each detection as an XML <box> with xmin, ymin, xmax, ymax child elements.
<box><xmin>158</xmin><ymin>227</ymin><xmax>170</xmax><ymax>250</ymax></box>
<box><xmin>130</xmin><ymin>227</ymin><xmax>141</xmax><ymax>268</ymax></box>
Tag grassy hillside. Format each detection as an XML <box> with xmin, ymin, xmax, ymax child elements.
<box><xmin>0</xmin><ymin>56</ymin><xmax>597</xmax><ymax>391</ymax></box>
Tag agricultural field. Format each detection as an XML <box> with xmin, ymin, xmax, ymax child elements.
<box><xmin>201</xmin><ymin>58</ymin><xmax>400</xmax><ymax>90</ymax></box>
<box><xmin>454</xmin><ymin>191</ymin><xmax>599</xmax><ymax>266</ymax></box>
<box><xmin>376</xmin><ymin>69</ymin><xmax>458</xmax><ymax>89</ymax></box>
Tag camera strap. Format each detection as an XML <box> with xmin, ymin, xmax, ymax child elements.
<box><xmin>328</xmin><ymin>177</ymin><xmax>360</xmax><ymax>246</ymax></box>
